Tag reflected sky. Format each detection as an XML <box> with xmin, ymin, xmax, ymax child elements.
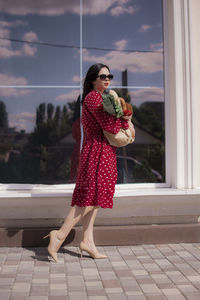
<box><xmin>0</xmin><ymin>0</ymin><xmax>164</xmax><ymax>132</ymax></box>
<box><xmin>0</xmin><ymin>88</ymin><xmax>80</xmax><ymax>132</ymax></box>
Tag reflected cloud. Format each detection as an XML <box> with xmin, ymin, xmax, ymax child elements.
<box><xmin>0</xmin><ymin>0</ymin><xmax>137</xmax><ymax>16</ymax></box>
<box><xmin>110</xmin><ymin>2</ymin><xmax>137</xmax><ymax>16</ymax></box>
<box><xmin>0</xmin><ymin>47</ymin><xmax>22</xmax><ymax>58</ymax></box>
<box><xmin>150</xmin><ymin>42</ymin><xmax>163</xmax><ymax>52</ymax></box>
<box><xmin>0</xmin><ymin>19</ymin><xmax>39</xmax><ymax>58</ymax></box>
<box><xmin>0</xmin><ymin>25</ymin><xmax>11</xmax><ymax>46</ymax></box>
<box><xmin>0</xmin><ymin>27</ymin><xmax>39</xmax><ymax>58</ymax></box>
<box><xmin>0</xmin><ymin>73</ymin><xmax>33</xmax><ymax>96</ymax></box>
<box><xmin>22</xmin><ymin>44</ymin><xmax>37</xmax><ymax>56</ymax></box>
<box><xmin>55</xmin><ymin>90</ymin><xmax>80</xmax><ymax>103</ymax></box>
<box><xmin>0</xmin><ymin>73</ymin><xmax>28</xmax><ymax>85</ymax></box>
<box><xmin>83</xmin><ymin>48</ymin><xmax>163</xmax><ymax>73</ymax></box>
<box><xmin>23</xmin><ymin>31</ymin><xmax>38</xmax><ymax>42</ymax></box>
<box><xmin>138</xmin><ymin>24</ymin><xmax>152</xmax><ymax>32</ymax></box>
<box><xmin>114</xmin><ymin>39</ymin><xmax>128</xmax><ymax>51</ymax></box>
<box><xmin>72</xmin><ymin>75</ymin><xmax>81</xmax><ymax>83</ymax></box>
<box><xmin>130</xmin><ymin>87</ymin><xmax>164</xmax><ymax>106</ymax></box>
<box><xmin>9</xmin><ymin>111</ymin><xmax>35</xmax><ymax>132</ymax></box>
<box><xmin>0</xmin><ymin>88</ymin><xmax>32</xmax><ymax>97</ymax></box>
<box><xmin>0</xmin><ymin>20</ymin><xmax>28</xmax><ymax>28</ymax></box>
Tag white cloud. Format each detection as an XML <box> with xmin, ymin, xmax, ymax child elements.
<box><xmin>9</xmin><ymin>112</ymin><xmax>35</xmax><ymax>132</ymax></box>
<box><xmin>0</xmin><ymin>47</ymin><xmax>22</xmax><ymax>58</ymax></box>
<box><xmin>0</xmin><ymin>28</ymin><xmax>39</xmax><ymax>58</ymax></box>
<box><xmin>150</xmin><ymin>42</ymin><xmax>163</xmax><ymax>52</ymax></box>
<box><xmin>23</xmin><ymin>31</ymin><xmax>38</xmax><ymax>42</ymax></box>
<box><xmin>0</xmin><ymin>73</ymin><xmax>28</xmax><ymax>85</ymax></box>
<box><xmin>22</xmin><ymin>44</ymin><xmax>37</xmax><ymax>56</ymax></box>
<box><xmin>129</xmin><ymin>87</ymin><xmax>164</xmax><ymax>106</ymax></box>
<box><xmin>0</xmin><ymin>20</ymin><xmax>27</xmax><ymax>28</ymax></box>
<box><xmin>0</xmin><ymin>0</ymin><xmax>137</xmax><ymax>16</ymax></box>
<box><xmin>83</xmin><ymin>48</ymin><xmax>163</xmax><ymax>73</ymax></box>
<box><xmin>114</xmin><ymin>39</ymin><xmax>128</xmax><ymax>51</ymax></box>
<box><xmin>0</xmin><ymin>73</ymin><xmax>33</xmax><ymax>97</ymax></box>
<box><xmin>138</xmin><ymin>24</ymin><xmax>152</xmax><ymax>33</ymax></box>
<box><xmin>0</xmin><ymin>27</ymin><xmax>11</xmax><ymax>46</ymax></box>
<box><xmin>0</xmin><ymin>88</ymin><xmax>32</xmax><ymax>97</ymax></box>
<box><xmin>55</xmin><ymin>90</ymin><xmax>80</xmax><ymax>102</ymax></box>
<box><xmin>72</xmin><ymin>75</ymin><xmax>81</xmax><ymax>83</ymax></box>
<box><xmin>110</xmin><ymin>5</ymin><xmax>136</xmax><ymax>16</ymax></box>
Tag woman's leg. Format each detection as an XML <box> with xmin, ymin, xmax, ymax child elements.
<box><xmin>80</xmin><ymin>207</ymin><xmax>107</xmax><ymax>258</ymax></box>
<box><xmin>57</xmin><ymin>205</ymin><xmax>95</xmax><ymax>240</ymax></box>
<box><xmin>44</xmin><ymin>205</ymin><xmax>95</xmax><ymax>262</ymax></box>
<box><xmin>81</xmin><ymin>207</ymin><xmax>99</xmax><ymax>252</ymax></box>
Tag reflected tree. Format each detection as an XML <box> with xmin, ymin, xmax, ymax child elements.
<box><xmin>28</xmin><ymin>102</ymin><xmax>75</xmax><ymax>183</ymax></box>
<box><xmin>0</xmin><ymin>101</ymin><xmax>8</xmax><ymax>132</ymax></box>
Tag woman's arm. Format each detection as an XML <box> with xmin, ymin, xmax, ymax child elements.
<box><xmin>85</xmin><ymin>91</ymin><xmax>129</xmax><ymax>134</ymax></box>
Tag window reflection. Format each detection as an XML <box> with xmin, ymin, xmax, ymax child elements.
<box><xmin>0</xmin><ymin>6</ymin><xmax>80</xmax><ymax>85</ymax></box>
<box><xmin>0</xmin><ymin>0</ymin><xmax>165</xmax><ymax>184</ymax></box>
<box><xmin>109</xmin><ymin>87</ymin><xmax>165</xmax><ymax>183</ymax></box>
<box><xmin>0</xmin><ymin>88</ymin><xmax>80</xmax><ymax>183</ymax></box>
<box><xmin>83</xmin><ymin>0</ymin><xmax>165</xmax><ymax>183</ymax></box>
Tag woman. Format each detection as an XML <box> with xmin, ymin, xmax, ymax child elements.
<box><xmin>44</xmin><ymin>63</ymin><xmax>129</xmax><ymax>262</ymax></box>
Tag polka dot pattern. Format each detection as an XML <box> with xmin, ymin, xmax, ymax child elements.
<box><xmin>71</xmin><ymin>90</ymin><xmax>129</xmax><ymax>209</ymax></box>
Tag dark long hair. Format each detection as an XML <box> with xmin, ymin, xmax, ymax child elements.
<box><xmin>82</xmin><ymin>63</ymin><xmax>110</xmax><ymax>102</ymax></box>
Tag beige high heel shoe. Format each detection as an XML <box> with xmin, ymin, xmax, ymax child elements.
<box><xmin>43</xmin><ymin>230</ymin><xmax>64</xmax><ymax>263</ymax></box>
<box><xmin>79</xmin><ymin>241</ymin><xmax>107</xmax><ymax>259</ymax></box>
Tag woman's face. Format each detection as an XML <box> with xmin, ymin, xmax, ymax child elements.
<box><xmin>92</xmin><ymin>67</ymin><xmax>112</xmax><ymax>94</ymax></box>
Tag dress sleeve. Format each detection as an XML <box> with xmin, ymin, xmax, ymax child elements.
<box><xmin>84</xmin><ymin>91</ymin><xmax>128</xmax><ymax>134</ymax></box>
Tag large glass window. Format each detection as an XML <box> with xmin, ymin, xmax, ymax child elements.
<box><xmin>0</xmin><ymin>0</ymin><xmax>165</xmax><ymax>185</ymax></box>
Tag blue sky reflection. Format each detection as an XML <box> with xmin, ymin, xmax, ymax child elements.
<box><xmin>0</xmin><ymin>0</ymin><xmax>164</xmax><ymax>132</ymax></box>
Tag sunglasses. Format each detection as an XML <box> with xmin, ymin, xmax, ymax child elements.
<box><xmin>96</xmin><ymin>74</ymin><xmax>114</xmax><ymax>80</ymax></box>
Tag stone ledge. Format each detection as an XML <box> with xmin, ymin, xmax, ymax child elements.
<box><xmin>0</xmin><ymin>223</ymin><xmax>200</xmax><ymax>247</ymax></box>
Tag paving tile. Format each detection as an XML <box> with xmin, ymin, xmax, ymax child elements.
<box><xmin>163</xmin><ymin>295</ymin><xmax>186</xmax><ymax>300</ymax></box>
<box><xmin>161</xmin><ymin>288</ymin><xmax>182</xmax><ymax>296</ymax></box>
<box><xmin>30</xmin><ymin>286</ymin><xmax>49</xmax><ymax>297</ymax></box>
<box><xmin>115</xmin><ymin>269</ymin><xmax>133</xmax><ymax>277</ymax></box>
<box><xmin>87</xmin><ymin>289</ymin><xmax>107</xmax><ymax>296</ymax></box>
<box><xmin>0</xmin><ymin>243</ymin><xmax>200</xmax><ymax>300</ymax></box>
<box><xmin>147</xmin><ymin>295</ymin><xmax>167</xmax><ymax>300</ymax></box>
<box><xmin>140</xmin><ymin>283</ymin><xmax>161</xmax><ymax>294</ymax></box>
<box><xmin>99</xmin><ymin>271</ymin><xmax>117</xmax><ymax>280</ymax></box>
<box><xmin>68</xmin><ymin>291</ymin><xmax>87</xmax><ymax>299</ymax></box>
<box><xmin>49</xmin><ymin>297</ymin><xmax>69</xmax><ymax>300</ymax></box>
<box><xmin>9</xmin><ymin>294</ymin><xmax>29</xmax><ymax>300</ymax></box>
<box><xmin>150</xmin><ymin>273</ymin><xmax>172</xmax><ymax>284</ymax></box>
<box><xmin>176</xmin><ymin>284</ymin><xmax>198</xmax><ymax>292</ymax></box>
<box><xmin>0</xmin><ymin>291</ymin><xmax>10</xmax><ymax>300</ymax></box>
<box><xmin>126</xmin><ymin>294</ymin><xmax>146</xmax><ymax>300</ymax></box>
<box><xmin>29</xmin><ymin>297</ymin><xmax>49</xmax><ymax>300</ymax></box>
<box><xmin>132</xmin><ymin>269</ymin><xmax>148</xmax><ymax>276</ymax></box>
<box><xmin>187</xmin><ymin>275</ymin><xmax>200</xmax><ymax>282</ymax></box>
<box><xmin>102</xmin><ymin>279</ymin><xmax>122</xmax><ymax>288</ymax></box>
<box><xmin>49</xmin><ymin>289</ymin><xmax>68</xmax><ymax>296</ymax></box>
<box><xmin>12</xmin><ymin>282</ymin><xmax>31</xmax><ymax>292</ymax></box>
<box><xmin>142</xmin><ymin>263</ymin><xmax>161</xmax><ymax>272</ymax></box>
<box><xmin>179</xmin><ymin>291</ymin><xmax>200</xmax><ymax>300</ymax></box>
<box><xmin>136</xmin><ymin>277</ymin><xmax>155</xmax><ymax>284</ymax></box>
<box><xmin>88</xmin><ymin>297</ymin><xmax>108</xmax><ymax>300</ymax></box>
<box><xmin>105</xmin><ymin>287</ymin><xmax>124</xmax><ymax>293</ymax></box>
<box><xmin>107</xmin><ymin>294</ymin><xmax>126</xmax><ymax>300</ymax></box>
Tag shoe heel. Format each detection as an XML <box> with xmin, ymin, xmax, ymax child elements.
<box><xmin>43</xmin><ymin>234</ymin><xmax>50</xmax><ymax>239</ymax></box>
<box><xmin>79</xmin><ymin>248</ymin><xmax>83</xmax><ymax>258</ymax></box>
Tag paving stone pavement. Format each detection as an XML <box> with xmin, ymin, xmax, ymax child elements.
<box><xmin>0</xmin><ymin>243</ymin><xmax>200</xmax><ymax>300</ymax></box>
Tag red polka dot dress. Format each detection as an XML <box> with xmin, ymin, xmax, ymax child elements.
<box><xmin>71</xmin><ymin>90</ymin><xmax>129</xmax><ymax>208</ymax></box>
